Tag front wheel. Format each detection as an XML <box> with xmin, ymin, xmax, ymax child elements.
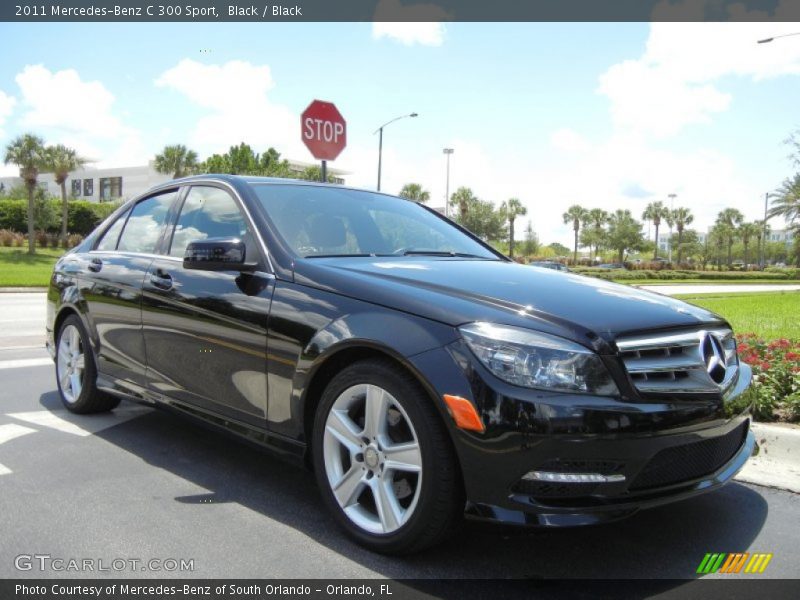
<box><xmin>55</xmin><ymin>315</ymin><xmax>120</xmax><ymax>414</ymax></box>
<box><xmin>312</xmin><ymin>359</ymin><xmax>462</xmax><ymax>554</ymax></box>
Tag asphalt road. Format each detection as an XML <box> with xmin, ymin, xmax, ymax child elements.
<box><xmin>0</xmin><ymin>292</ymin><xmax>798</xmax><ymax>582</ymax></box>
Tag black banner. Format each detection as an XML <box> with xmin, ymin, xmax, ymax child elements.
<box><xmin>3</xmin><ymin>579</ymin><xmax>800</xmax><ymax>600</ymax></box>
<box><xmin>2</xmin><ymin>0</ymin><xmax>800</xmax><ymax>23</ymax></box>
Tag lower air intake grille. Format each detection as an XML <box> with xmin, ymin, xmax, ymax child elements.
<box><xmin>630</xmin><ymin>422</ymin><xmax>748</xmax><ymax>491</ymax></box>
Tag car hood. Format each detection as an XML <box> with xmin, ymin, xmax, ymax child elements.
<box><xmin>293</xmin><ymin>258</ymin><xmax>725</xmax><ymax>348</ymax></box>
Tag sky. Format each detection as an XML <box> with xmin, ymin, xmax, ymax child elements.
<box><xmin>1</xmin><ymin>20</ymin><xmax>800</xmax><ymax>246</ymax></box>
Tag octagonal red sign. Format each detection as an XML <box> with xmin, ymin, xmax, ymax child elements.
<box><xmin>301</xmin><ymin>100</ymin><xmax>347</xmax><ymax>161</ymax></box>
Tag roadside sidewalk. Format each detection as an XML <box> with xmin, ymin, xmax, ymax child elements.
<box><xmin>736</xmin><ymin>422</ymin><xmax>800</xmax><ymax>493</ymax></box>
<box><xmin>0</xmin><ymin>287</ymin><xmax>47</xmax><ymax>293</ymax></box>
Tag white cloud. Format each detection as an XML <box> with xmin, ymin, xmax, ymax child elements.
<box><xmin>16</xmin><ymin>65</ymin><xmax>125</xmax><ymax>138</ymax></box>
<box><xmin>598</xmin><ymin>22</ymin><xmax>800</xmax><ymax>138</ymax></box>
<box><xmin>371</xmin><ymin>0</ymin><xmax>447</xmax><ymax>46</ymax></box>
<box><xmin>372</xmin><ymin>22</ymin><xmax>445</xmax><ymax>47</ymax></box>
<box><xmin>11</xmin><ymin>65</ymin><xmax>147</xmax><ymax>167</ymax></box>
<box><xmin>550</xmin><ymin>128</ymin><xmax>591</xmax><ymax>154</ymax></box>
<box><xmin>155</xmin><ymin>59</ymin><xmax>302</xmax><ymax>158</ymax></box>
<box><xmin>0</xmin><ymin>89</ymin><xmax>15</xmax><ymax>140</ymax></box>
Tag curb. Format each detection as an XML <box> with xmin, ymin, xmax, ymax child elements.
<box><xmin>0</xmin><ymin>287</ymin><xmax>47</xmax><ymax>293</ymax></box>
<box><xmin>735</xmin><ymin>422</ymin><xmax>800</xmax><ymax>493</ymax></box>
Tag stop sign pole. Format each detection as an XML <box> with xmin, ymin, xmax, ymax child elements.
<box><xmin>301</xmin><ymin>100</ymin><xmax>347</xmax><ymax>183</ymax></box>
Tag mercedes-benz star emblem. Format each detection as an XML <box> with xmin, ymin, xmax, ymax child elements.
<box><xmin>700</xmin><ymin>332</ymin><xmax>727</xmax><ymax>385</ymax></box>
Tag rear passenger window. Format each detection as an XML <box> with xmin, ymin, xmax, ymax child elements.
<box><xmin>95</xmin><ymin>208</ymin><xmax>130</xmax><ymax>251</ymax></box>
<box><xmin>169</xmin><ymin>186</ymin><xmax>250</xmax><ymax>257</ymax></box>
<box><xmin>117</xmin><ymin>191</ymin><xmax>177</xmax><ymax>254</ymax></box>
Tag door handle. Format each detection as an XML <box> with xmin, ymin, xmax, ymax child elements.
<box><xmin>87</xmin><ymin>258</ymin><xmax>103</xmax><ymax>272</ymax></box>
<box><xmin>149</xmin><ymin>269</ymin><xmax>173</xmax><ymax>290</ymax></box>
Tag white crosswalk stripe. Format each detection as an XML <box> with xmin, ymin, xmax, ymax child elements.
<box><xmin>0</xmin><ymin>423</ymin><xmax>37</xmax><ymax>476</ymax></box>
<box><xmin>7</xmin><ymin>407</ymin><xmax>150</xmax><ymax>437</ymax></box>
<box><xmin>0</xmin><ymin>358</ymin><xmax>53</xmax><ymax>370</ymax></box>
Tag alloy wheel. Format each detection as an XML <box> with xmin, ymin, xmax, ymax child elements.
<box><xmin>57</xmin><ymin>324</ymin><xmax>86</xmax><ymax>404</ymax></box>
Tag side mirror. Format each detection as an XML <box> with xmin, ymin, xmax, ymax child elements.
<box><xmin>183</xmin><ymin>238</ymin><xmax>257</xmax><ymax>272</ymax></box>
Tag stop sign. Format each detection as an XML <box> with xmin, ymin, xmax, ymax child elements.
<box><xmin>301</xmin><ymin>100</ymin><xmax>346</xmax><ymax>161</ymax></box>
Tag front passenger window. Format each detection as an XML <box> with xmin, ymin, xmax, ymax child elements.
<box><xmin>117</xmin><ymin>191</ymin><xmax>177</xmax><ymax>254</ymax></box>
<box><xmin>169</xmin><ymin>186</ymin><xmax>251</xmax><ymax>258</ymax></box>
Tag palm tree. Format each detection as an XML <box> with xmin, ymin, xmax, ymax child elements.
<box><xmin>500</xmin><ymin>198</ymin><xmax>527</xmax><ymax>258</ymax></box>
<box><xmin>769</xmin><ymin>173</ymin><xmax>800</xmax><ymax>225</ymax></box>
<box><xmin>642</xmin><ymin>201</ymin><xmax>669</xmax><ymax>260</ymax></box>
<box><xmin>4</xmin><ymin>134</ymin><xmax>47</xmax><ymax>254</ymax></box>
<box><xmin>670</xmin><ymin>207</ymin><xmax>694</xmax><ymax>264</ymax></box>
<box><xmin>583</xmin><ymin>208</ymin><xmax>609</xmax><ymax>261</ymax></box>
<box><xmin>46</xmin><ymin>144</ymin><xmax>87</xmax><ymax>245</ymax></box>
<box><xmin>755</xmin><ymin>219</ymin><xmax>771</xmax><ymax>268</ymax></box>
<box><xmin>716</xmin><ymin>208</ymin><xmax>744</xmax><ymax>267</ymax></box>
<box><xmin>562</xmin><ymin>204</ymin><xmax>588</xmax><ymax>264</ymax></box>
<box><xmin>738</xmin><ymin>222</ymin><xmax>761</xmax><ymax>269</ymax></box>
<box><xmin>399</xmin><ymin>183</ymin><xmax>430</xmax><ymax>203</ymax></box>
<box><xmin>154</xmin><ymin>144</ymin><xmax>199</xmax><ymax>179</ymax></box>
<box><xmin>450</xmin><ymin>187</ymin><xmax>476</xmax><ymax>221</ymax></box>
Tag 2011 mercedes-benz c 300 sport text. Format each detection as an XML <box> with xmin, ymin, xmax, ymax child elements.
<box><xmin>47</xmin><ymin>176</ymin><xmax>755</xmax><ymax>554</ymax></box>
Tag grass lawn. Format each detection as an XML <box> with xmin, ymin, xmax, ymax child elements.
<box><xmin>0</xmin><ymin>247</ymin><xmax>64</xmax><ymax>287</ymax></box>
<box><xmin>618</xmin><ymin>279</ymin><xmax>793</xmax><ymax>285</ymax></box>
<box><xmin>674</xmin><ymin>291</ymin><xmax>800</xmax><ymax>340</ymax></box>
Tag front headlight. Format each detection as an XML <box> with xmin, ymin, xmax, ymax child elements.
<box><xmin>459</xmin><ymin>322</ymin><xmax>619</xmax><ymax>395</ymax></box>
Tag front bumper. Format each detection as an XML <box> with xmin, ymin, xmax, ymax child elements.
<box><xmin>408</xmin><ymin>342</ymin><xmax>755</xmax><ymax>527</ymax></box>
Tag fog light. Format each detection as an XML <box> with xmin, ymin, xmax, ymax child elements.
<box><xmin>522</xmin><ymin>471</ymin><xmax>625</xmax><ymax>483</ymax></box>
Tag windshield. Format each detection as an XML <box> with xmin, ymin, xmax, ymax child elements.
<box><xmin>252</xmin><ymin>184</ymin><xmax>501</xmax><ymax>260</ymax></box>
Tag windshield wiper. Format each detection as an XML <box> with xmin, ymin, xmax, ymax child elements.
<box><xmin>305</xmin><ymin>253</ymin><xmax>377</xmax><ymax>258</ymax></box>
<box><xmin>401</xmin><ymin>250</ymin><xmax>497</xmax><ymax>259</ymax></box>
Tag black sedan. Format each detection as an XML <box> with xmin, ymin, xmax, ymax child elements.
<box><xmin>46</xmin><ymin>176</ymin><xmax>755</xmax><ymax>554</ymax></box>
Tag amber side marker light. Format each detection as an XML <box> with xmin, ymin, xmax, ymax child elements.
<box><xmin>443</xmin><ymin>394</ymin><xmax>485</xmax><ymax>432</ymax></box>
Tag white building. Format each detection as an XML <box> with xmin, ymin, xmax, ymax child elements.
<box><xmin>656</xmin><ymin>228</ymin><xmax>794</xmax><ymax>253</ymax></box>
<box><xmin>0</xmin><ymin>160</ymin><xmax>346</xmax><ymax>203</ymax></box>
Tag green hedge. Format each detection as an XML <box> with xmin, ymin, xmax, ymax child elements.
<box><xmin>571</xmin><ymin>268</ymin><xmax>793</xmax><ymax>281</ymax></box>
<box><xmin>0</xmin><ymin>199</ymin><xmax>121</xmax><ymax>235</ymax></box>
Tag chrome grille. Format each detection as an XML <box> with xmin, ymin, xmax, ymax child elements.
<box><xmin>616</xmin><ymin>328</ymin><xmax>738</xmax><ymax>394</ymax></box>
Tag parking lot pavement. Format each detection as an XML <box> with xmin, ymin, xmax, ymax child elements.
<box><xmin>0</xmin><ymin>292</ymin><xmax>47</xmax><ymax>351</ymax></box>
<box><xmin>1</xmin><ymin>293</ymin><xmax>797</xmax><ymax>581</ymax></box>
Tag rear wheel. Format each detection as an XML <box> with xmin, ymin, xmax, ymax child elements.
<box><xmin>312</xmin><ymin>359</ymin><xmax>462</xmax><ymax>554</ymax></box>
<box><xmin>55</xmin><ymin>315</ymin><xmax>120</xmax><ymax>414</ymax></box>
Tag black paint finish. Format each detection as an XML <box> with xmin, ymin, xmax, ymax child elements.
<box><xmin>46</xmin><ymin>175</ymin><xmax>754</xmax><ymax>527</ymax></box>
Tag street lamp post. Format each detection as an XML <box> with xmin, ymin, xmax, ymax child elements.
<box><xmin>757</xmin><ymin>32</ymin><xmax>800</xmax><ymax>44</ymax></box>
<box><xmin>667</xmin><ymin>193</ymin><xmax>677</xmax><ymax>263</ymax></box>
<box><xmin>375</xmin><ymin>112</ymin><xmax>418</xmax><ymax>191</ymax></box>
<box><xmin>443</xmin><ymin>148</ymin><xmax>454</xmax><ymax>217</ymax></box>
<box><xmin>760</xmin><ymin>192</ymin><xmax>770</xmax><ymax>269</ymax></box>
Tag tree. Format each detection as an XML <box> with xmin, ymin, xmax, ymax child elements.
<box><xmin>547</xmin><ymin>242</ymin><xmax>571</xmax><ymax>257</ymax></box>
<box><xmin>670</xmin><ymin>207</ymin><xmax>694</xmax><ymax>264</ymax></box>
<box><xmin>46</xmin><ymin>144</ymin><xmax>88</xmax><ymax>245</ymax></box>
<box><xmin>708</xmin><ymin>223</ymin><xmax>728</xmax><ymax>270</ymax></box>
<box><xmin>606</xmin><ymin>209</ymin><xmax>645</xmax><ymax>264</ymax></box>
<box><xmin>296</xmin><ymin>165</ymin><xmax>338</xmax><ymax>183</ymax></box>
<box><xmin>500</xmin><ymin>197</ymin><xmax>527</xmax><ymax>257</ymax></box>
<box><xmin>562</xmin><ymin>204</ymin><xmax>588</xmax><ymax>264</ymax></box>
<box><xmin>256</xmin><ymin>147</ymin><xmax>292</xmax><ymax>177</ymax></box>
<box><xmin>521</xmin><ymin>220</ymin><xmax>540</xmax><ymax>257</ymax></box>
<box><xmin>448</xmin><ymin>188</ymin><xmax>505</xmax><ymax>242</ymax></box>
<box><xmin>450</xmin><ymin>187</ymin><xmax>476</xmax><ymax>221</ymax></box>
<box><xmin>399</xmin><ymin>183</ymin><xmax>430</xmax><ymax>203</ymax></box>
<box><xmin>4</xmin><ymin>134</ymin><xmax>47</xmax><ymax>254</ymax></box>
<box><xmin>716</xmin><ymin>208</ymin><xmax>744</xmax><ymax>267</ymax></box>
<box><xmin>580</xmin><ymin>208</ymin><xmax>608</xmax><ymax>261</ymax></box>
<box><xmin>669</xmin><ymin>229</ymin><xmax>701</xmax><ymax>265</ymax></box>
<box><xmin>737</xmin><ymin>222</ymin><xmax>761</xmax><ymax>268</ymax></box>
<box><xmin>154</xmin><ymin>144</ymin><xmax>198</xmax><ymax>178</ymax></box>
<box><xmin>769</xmin><ymin>173</ymin><xmax>800</xmax><ymax>226</ymax></box>
<box><xmin>642</xmin><ymin>201</ymin><xmax>669</xmax><ymax>260</ymax></box>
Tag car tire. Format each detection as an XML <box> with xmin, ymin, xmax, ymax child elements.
<box><xmin>55</xmin><ymin>315</ymin><xmax>120</xmax><ymax>414</ymax></box>
<box><xmin>312</xmin><ymin>358</ymin><xmax>463</xmax><ymax>554</ymax></box>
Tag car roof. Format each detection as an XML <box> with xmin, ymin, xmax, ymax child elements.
<box><xmin>165</xmin><ymin>174</ymin><xmax>400</xmax><ymax>199</ymax></box>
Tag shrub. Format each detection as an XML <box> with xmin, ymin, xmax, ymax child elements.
<box><xmin>35</xmin><ymin>230</ymin><xmax>49</xmax><ymax>248</ymax></box>
<box><xmin>571</xmin><ymin>268</ymin><xmax>790</xmax><ymax>281</ymax></box>
<box><xmin>0</xmin><ymin>229</ymin><xmax>14</xmax><ymax>247</ymax></box>
<box><xmin>66</xmin><ymin>233</ymin><xmax>84</xmax><ymax>249</ymax></box>
<box><xmin>0</xmin><ymin>199</ymin><xmax>28</xmax><ymax>232</ymax></box>
<box><xmin>49</xmin><ymin>233</ymin><xmax>60</xmax><ymax>249</ymax></box>
<box><xmin>736</xmin><ymin>334</ymin><xmax>800</xmax><ymax>423</ymax></box>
